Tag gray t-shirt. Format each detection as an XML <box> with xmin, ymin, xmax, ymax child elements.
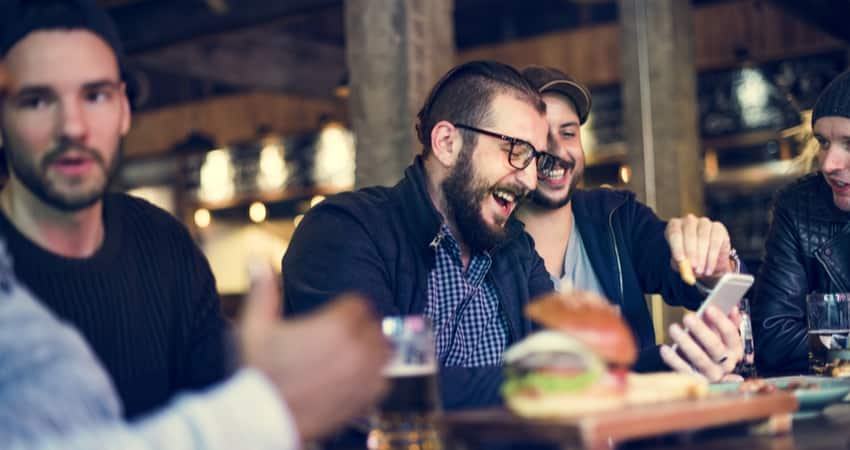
<box><xmin>551</xmin><ymin>212</ymin><xmax>605</xmax><ymax>296</ymax></box>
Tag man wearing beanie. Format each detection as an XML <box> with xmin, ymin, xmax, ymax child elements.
<box><xmin>0</xmin><ymin>0</ymin><xmax>234</xmax><ymax>418</ymax></box>
<box><xmin>752</xmin><ymin>70</ymin><xmax>850</xmax><ymax>375</ymax></box>
<box><xmin>517</xmin><ymin>66</ymin><xmax>745</xmax><ymax>381</ymax></box>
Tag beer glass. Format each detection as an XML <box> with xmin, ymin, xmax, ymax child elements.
<box><xmin>806</xmin><ymin>293</ymin><xmax>850</xmax><ymax>375</ymax></box>
<box><xmin>736</xmin><ymin>297</ymin><xmax>757</xmax><ymax>377</ymax></box>
<box><xmin>367</xmin><ymin>315</ymin><xmax>442</xmax><ymax>450</ymax></box>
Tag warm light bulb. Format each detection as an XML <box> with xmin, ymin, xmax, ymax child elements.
<box><xmin>619</xmin><ymin>164</ymin><xmax>632</xmax><ymax>184</ymax></box>
<box><xmin>194</xmin><ymin>208</ymin><xmax>211</xmax><ymax>228</ymax></box>
<box><xmin>249</xmin><ymin>202</ymin><xmax>267</xmax><ymax>223</ymax></box>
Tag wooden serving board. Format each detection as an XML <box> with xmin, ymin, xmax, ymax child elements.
<box><xmin>437</xmin><ymin>391</ymin><xmax>798</xmax><ymax>449</ymax></box>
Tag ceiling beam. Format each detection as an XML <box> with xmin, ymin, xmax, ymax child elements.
<box><xmin>107</xmin><ymin>0</ymin><xmax>342</xmax><ymax>53</ymax></box>
<box><xmin>131</xmin><ymin>22</ymin><xmax>345</xmax><ymax>98</ymax></box>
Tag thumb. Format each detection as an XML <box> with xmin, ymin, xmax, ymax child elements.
<box><xmin>240</xmin><ymin>261</ymin><xmax>281</xmax><ymax>332</ymax></box>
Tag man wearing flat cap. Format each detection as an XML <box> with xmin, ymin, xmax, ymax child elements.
<box><xmin>753</xmin><ymin>70</ymin><xmax>850</xmax><ymax>375</ymax></box>
<box><xmin>518</xmin><ymin>66</ymin><xmax>745</xmax><ymax>382</ymax></box>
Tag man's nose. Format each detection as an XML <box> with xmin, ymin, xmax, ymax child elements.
<box><xmin>59</xmin><ymin>98</ymin><xmax>88</xmax><ymax>142</ymax></box>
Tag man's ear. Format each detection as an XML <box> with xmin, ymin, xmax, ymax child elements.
<box><xmin>430</xmin><ymin>120</ymin><xmax>462</xmax><ymax>168</ymax></box>
<box><xmin>118</xmin><ymin>82</ymin><xmax>131</xmax><ymax>136</ymax></box>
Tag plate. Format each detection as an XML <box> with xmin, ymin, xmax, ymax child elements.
<box><xmin>710</xmin><ymin>376</ymin><xmax>850</xmax><ymax>413</ymax></box>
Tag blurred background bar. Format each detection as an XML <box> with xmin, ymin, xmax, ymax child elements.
<box><xmin>85</xmin><ymin>0</ymin><xmax>847</xmax><ymax>328</ymax></box>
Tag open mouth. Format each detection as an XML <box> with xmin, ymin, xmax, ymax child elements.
<box><xmin>829</xmin><ymin>178</ymin><xmax>850</xmax><ymax>193</ymax></box>
<box><xmin>537</xmin><ymin>155</ymin><xmax>575</xmax><ymax>187</ymax></box>
<box><xmin>50</xmin><ymin>154</ymin><xmax>96</xmax><ymax>176</ymax></box>
<box><xmin>492</xmin><ymin>188</ymin><xmax>520</xmax><ymax>216</ymax></box>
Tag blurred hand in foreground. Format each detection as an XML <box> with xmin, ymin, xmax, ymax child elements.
<box><xmin>239</xmin><ymin>263</ymin><xmax>391</xmax><ymax>442</ymax></box>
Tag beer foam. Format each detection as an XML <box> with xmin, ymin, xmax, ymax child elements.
<box><xmin>382</xmin><ymin>363</ymin><xmax>436</xmax><ymax>377</ymax></box>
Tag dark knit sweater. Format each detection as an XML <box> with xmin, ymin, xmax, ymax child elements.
<box><xmin>0</xmin><ymin>193</ymin><xmax>234</xmax><ymax>418</ymax></box>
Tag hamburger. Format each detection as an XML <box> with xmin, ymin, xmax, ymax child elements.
<box><xmin>502</xmin><ymin>290</ymin><xmax>637</xmax><ymax>418</ymax></box>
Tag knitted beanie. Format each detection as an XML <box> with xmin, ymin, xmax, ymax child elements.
<box><xmin>812</xmin><ymin>70</ymin><xmax>850</xmax><ymax>128</ymax></box>
<box><xmin>0</xmin><ymin>0</ymin><xmax>126</xmax><ymax>77</ymax></box>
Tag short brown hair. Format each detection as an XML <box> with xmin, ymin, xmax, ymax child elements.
<box><xmin>415</xmin><ymin>61</ymin><xmax>545</xmax><ymax>154</ymax></box>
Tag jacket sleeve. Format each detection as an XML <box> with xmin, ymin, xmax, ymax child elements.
<box><xmin>625</xmin><ymin>199</ymin><xmax>704</xmax><ymax>310</ymax></box>
<box><xmin>282</xmin><ymin>204</ymin><xmax>398</xmax><ymax>318</ymax></box>
<box><xmin>752</xmin><ymin>202</ymin><xmax>809</xmax><ymax>374</ymax></box>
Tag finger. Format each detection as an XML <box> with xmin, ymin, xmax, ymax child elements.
<box><xmin>665</xmin><ymin>218</ymin><xmax>686</xmax><ymax>263</ymax></box>
<box><xmin>669</xmin><ymin>322</ymin><xmax>724</xmax><ymax>382</ymax></box>
<box><xmin>704</xmin><ymin>222</ymin><xmax>730</xmax><ymax>276</ymax></box>
<box><xmin>682</xmin><ymin>214</ymin><xmax>699</xmax><ymax>270</ymax></box>
<box><xmin>240</xmin><ymin>262</ymin><xmax>281</xmax><ymax>331</ymax></box>
<box><xmin>682</xmin><ymin>312</ymin><xmax>727</xmax><ymax>364</ymax></box>
<box><xmin>728</xmin><ymin>306</ymin><xmax>742</xmax><ymax>328</ymax></box>
<box><xmin>660</xmin><ymin>344</ymin><xmax>703</xmax><ymax>378</ymax></box>
<box><xmin>703</xmin><ymin>306</ymin><xmax>744</xmax><ymax>372</ymax></box>
<box><xmin>720</xmin><ymin>374</ymin><xmax>744</xmax><ymax>383</ymax></box>
<box><xmin>695</xmin><ymin>217</ymin><xmax>712</xmax><ymax>275</ymax></box>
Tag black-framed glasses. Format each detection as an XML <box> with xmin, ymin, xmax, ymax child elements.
<box><xmin>536</xmin><ymin>151</ymin><xmax>576</xmax><ymax>173</ymax></box>
<box><xmin>454</xmin><ymin>124</ymin><xmax>543</xmax><ymax>170</ymax></box>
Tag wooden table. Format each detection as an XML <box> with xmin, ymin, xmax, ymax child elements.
<box><xmin>626</xmin><ymin>403</ymin><xmax>850</xmax><ymax>450</ymax></box>
<box><xmin>438</xmin><ymin>395</ymin><xmax>850</xmax><ymax>450</ymax></box>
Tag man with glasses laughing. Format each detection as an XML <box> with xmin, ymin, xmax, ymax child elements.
<box><xmin>517</xmin><ymin>66</ymin><xmax>745</xmax><ymax>382</ymax></box>
<box><xmin>283</xmin><ymin>61</ymin><xmax>553</xmax><ymax>409</ymax></box>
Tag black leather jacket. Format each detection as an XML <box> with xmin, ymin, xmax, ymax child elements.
<box><xmin>752</xmin><ymin>173</ymin><xmax>850</xmax><ymax>374</ymax></box>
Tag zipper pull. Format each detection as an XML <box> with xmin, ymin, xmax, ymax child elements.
<box><xmin>429</xmin><ymin>230</ymin><xmax>445</xmax><ymax>250</ymax></box>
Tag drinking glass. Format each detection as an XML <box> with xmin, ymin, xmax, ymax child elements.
<box><xmin>806</xmin><ymin>293</ymin><xmax>850</xmax><ymax>376</ymax></box>
<box><xmin>367</xmin><ymin>315</ymin><xmax>442</xmax><ymax>450</ymax></box>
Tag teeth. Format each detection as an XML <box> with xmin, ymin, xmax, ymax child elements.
<box><xmin>542</xmin><ymin>168</ymin><xmax>565</xmax><ymax>179</ymax></box>
<box><xmin>493</xmin><ymin>190</ymin><xmax>516</xmax><ymax>204</ymax></box>
<box><xmin>836</xmin><ymin>180</ymin><xmax>848</xmax><ymax>187</ymax></box>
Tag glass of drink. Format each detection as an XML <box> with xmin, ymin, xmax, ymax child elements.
<box><xmin>806</xmin><ymin>293</ymin><xmax>850</xmax><ymax>376</ymax></box>
<box><xmin>367</xmin><ymin>315</ymin><xmax>442</xmax><ymax>450</ymax></box>
<box><xmin>736</xmin><ymin>297</ymin><xmax>757</xmax><ymax>378</ymax></box>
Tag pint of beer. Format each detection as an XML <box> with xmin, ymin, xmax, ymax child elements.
<box><xmin>806</xmin><ymin>293</ymin><xmax>850</xmax><ymax>375</ymax></box>
<box><xmin>368</xmin><ymin>316</ymin><xmax>442</xmax><ymax>450</ymax></box>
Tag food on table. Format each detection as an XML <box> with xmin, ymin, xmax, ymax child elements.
<box><xmin>502</xmin><ymin>290</ymin><xmax>707</xmax><ymax>419</ymax></box>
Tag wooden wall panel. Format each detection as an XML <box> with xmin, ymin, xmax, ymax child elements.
<box><xmin>457</xmin><ymin>24</ymin><xmax>622</xmax><ymax>87</ymax></box>
<box><xmin>457</xmin><ymin>0</ymin><xmax>844</xmax><ymax>86</ymax></box>
<box><xmin>125</xmin><ymin>92</ymin><xmax>346</xmax><ymax>158</ymax></box>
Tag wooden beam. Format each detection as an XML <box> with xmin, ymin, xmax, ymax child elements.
<box><xmin>132</xmin><ymin>23</ymin><xmax>345</xmax><ymax>98</ymax></box>
<box><xmin>124</xmin><ymin>92</ymin><xmax>346</xmax><ymax>158</ymax></box>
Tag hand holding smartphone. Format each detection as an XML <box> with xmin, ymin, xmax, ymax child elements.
<box><xmin>694</xmin><ymin>273</ymin><xmax>754</xmax><ymax>317</ymax></box>
<box><xmin>670</xmin><ymin>273</ymin><xmax>754</xmax><ymax>354</ymax></box>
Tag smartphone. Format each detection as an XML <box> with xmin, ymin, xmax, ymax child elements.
<box><xmin>694</xmin><ymin>273</ymin><xmax>754</xmax><ymax>317</ymax></box>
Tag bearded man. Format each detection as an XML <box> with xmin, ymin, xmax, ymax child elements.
<box><xmin>283</xmin><ymin>61</ymin><xmax>552</xmax><ymax>409</ymax></box>
<box><xmin>0</xmin><ymin>0</ymin><xmax>233</xmax><ymax>418</ymax></box>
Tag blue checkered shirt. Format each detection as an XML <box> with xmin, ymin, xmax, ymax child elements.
<box><xmin>425</xmin><ymin>224</ymin><xmax>509</xmax><ymax>367</ymax></box>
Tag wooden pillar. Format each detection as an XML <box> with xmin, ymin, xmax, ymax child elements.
<box><xmin>619</xmin><ymin>0</ymin><xmax>703</xmax><ymax>339</ymax></box>
<box><xmin>345</xmin><ymin>0</ymin><xmax>455</xmax><ymax>188</ymax></box>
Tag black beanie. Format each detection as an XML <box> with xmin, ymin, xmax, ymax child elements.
<box><xmin>0</xmin><ymin>0</ymin><xmax>126</xmax><ymax>77</ymax></box>
<box><xmin>811</xmin><ymin>69</ymin><xmax>850</xmax><ymax>128</ymax></box>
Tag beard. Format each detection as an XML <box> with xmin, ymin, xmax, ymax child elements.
<box><xmin>442</xmin><ymin>145</ymin><xmax>512</xmax><ymax>253</ymax></box>
<box><xmin>4</xmin><ymin>134</ymin><xmax>122</xmax><ymax>212</ymax></box>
